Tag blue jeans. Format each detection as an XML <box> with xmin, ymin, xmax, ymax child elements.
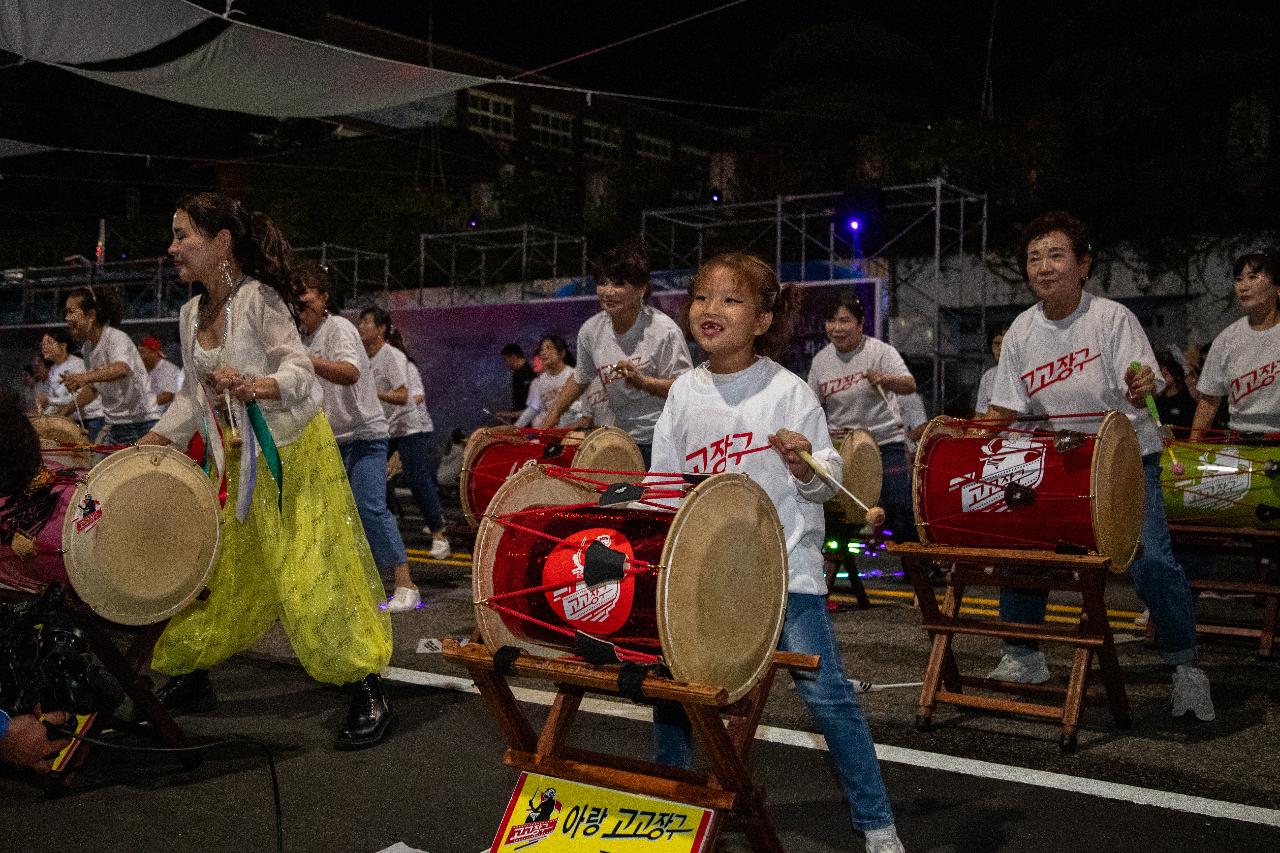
<box><xmin>82</xmin><ymin>417</ymin><xmax>105</xmax><ymax>443</ymax></box>
<box><xmin>340</xmin><ymin>438</ymin><xmax>408</xmax><ymax>571</ymax></box>
<box><xmin>879</xmin><ymin>442</ymin><xmax>917</xmax><ymax>542</ymax></box>
<box><xmin>392</xmin><ymin>431</ymin><xmax>445</xmax><ymax>533</ymax></box>
<box><xmin>1000</xmin><ymin>453</ymin><xmax>1197</xmax><ymax>665</ymax></box>
<box><xmin>654</xmin><ymin>593</ymin><xmax>895</xmax><ymax>832</ymax></box>
<box><xmin>102</xmin><ymin>419</ymin><xmax>157</xmax><ymax>446</ymax></box>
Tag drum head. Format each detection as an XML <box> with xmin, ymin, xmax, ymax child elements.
<box><xmin>836</xmin><ymin>428</ymin><xmax>882</xmax><ymax>522</ymax></box>
<box><xmin>574</xmin><ymin>426</ymin><xmax>646</xmax><ymax>484</ymax></box>
<box><xmin>1091</xmin><ymin>411</ymin><xmax>1144</xmax><ymax>572</ymax></box>
<box><xmin>459</xmin><ymin>426</ymin><xmax>523</xmax><ymax>527</ymax></box>
<box><xmin>62</xmin><ymin>446</ymin><xmax>221</xmax><ymax>625</ymax></box>
<box><xmin>658</xmin><ymin>473</ymin><xmax>788</xmax><ymax>703</ymax></box>
<box><xmin>472</xmin><ymin>464</ymin><xmax>600</xmax><ymax>658</ymax></box>
<box><xmin>912</xmin><ymin>416</ymin><xmax>966</xmax><ymax>544</ymax></box>
<box><xmin>30</xmin><ymin>415</ymin><xmax>92</xmax><ymax>469</ymax></box>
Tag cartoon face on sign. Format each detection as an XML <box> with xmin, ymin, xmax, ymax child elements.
<box><xmin>948</xmin><ymin>437</ymin><xmax>1049</xmax><ymax>512</ymax></box>
<box><xmin>542</xmin><ymin>528</ymin><xmax>635</xmax><ymax>635</ymax></box>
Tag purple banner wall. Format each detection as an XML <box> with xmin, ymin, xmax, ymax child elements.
<box><xmin>390</xmin><ymin>279</ymin><xmax>881</xmax><ymax>442</ymax></box>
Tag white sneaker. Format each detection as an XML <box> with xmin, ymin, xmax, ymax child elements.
<box><xmin>849</xmin><ymin>678</ymin><xmax>872</xmax><ymax>694</ymax></box>
<box><xmin>1172</xmin><ymin>664</ymin><xmax>1215</xmax><ymax>721</ymax></box>
<box><xmin>986</xmin><ymin>651</ymin><xmax>1050</xmax><ymax>684</ymax></box>
<box><xmin>428</xmin><ymin>535</ymin><xmax>451</xmax><ymax>560</ymax></box>
<box><xmin>385</xmin><ymin>587</ymin><xmax>421</xmax><ymax>613</ymax></box>
<box><xmin>864</xmin><ymin>825</ymin><xmax>905</xmax><ymax>853</ymax></box>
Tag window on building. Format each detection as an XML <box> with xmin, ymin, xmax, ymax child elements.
<box><xmin>530</xmin><ymin>107</ymin><xmax>574</xmax><ymax>151</ymax></box>
<box><xmin>583</xmin><ymin>120</ymin><xmax>622</xmax><ymax>161</ymax></box>
<box><xmin>635</xmin><ymin>133</ymin><xmax>672</xmax><ymax>161</ymax></box>
<box><xmin>467</xmin><ymin>91</ymin><xmax>515</xmax><ymax>139</ymax></box>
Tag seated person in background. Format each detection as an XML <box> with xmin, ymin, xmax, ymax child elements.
<box><xmin>516</xmin><ymin>335</ymin><xmax>583</xmax><ymax>428</ymax></box>
<box><xmin>0</xmin><ymin>388</ymin><xmax>72</xmax><ymax>774</ymax></box>
<box><xmin>1155</xmin><ymin>350</ymin><xmax>1197</xmax><ymax>433</ymax></box>
<box><xmin>436</xmin><ymin>428</ymin><xmax>467</xmax><ymax>492</ymax></box>
<box><xmin>496</xmin><ymin>343</ymin><xmax>536</xmax><ymax>423</ymax></box>
<box><xmin>973</xmin><ymin>327</ymin><xmax>1006</xmax><ymax>417</ymax></box>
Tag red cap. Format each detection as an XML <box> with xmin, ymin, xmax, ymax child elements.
<box><xmin>140</xmin><ymin>336</ymin><xmax>164</xmax><ymax>352</ymax></box>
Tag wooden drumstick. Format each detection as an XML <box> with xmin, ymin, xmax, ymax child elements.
<box><xmin>796</xmin><ymin>448</ymin><xmax>887</xmax><ymax>528</ymax></box>
<box><xmin>224</xmin><ymin>389</ymin><xmax>243</xmax><ymax>449</ymax></box>
<box><xmin>1130</xmin><ymin>361</ymin><xmax>1183</xmax><ymax>475</ymax></box>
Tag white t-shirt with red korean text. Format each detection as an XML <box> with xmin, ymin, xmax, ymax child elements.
<box><xmin>990</xmin><ymin>291</ymin><xmax>1164</xmax><ymax>456</ymax></box>
<box><xmin>649</xmin><ymin>357</ymin><xmax>840</xmax><ymax>595</ymax></box>
<box><xmin>1198</xmin><ymin>315</ymin><xmax>1280</xmax><ymax>433</ymax></box>
<box><xmin>574</xmin><ymin>305</ymin><xmax>692</xmax><ymax>445</ymax></box>
<box><xmin>807</xmin><ymin>337</ymin><xmax>911</xmax><ymax>446</ymax></box>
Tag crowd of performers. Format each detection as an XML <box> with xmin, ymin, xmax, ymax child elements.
<box><xmin>4</xmin><ymin>193</ymin><xmax>1279</xmax><ymax>853</ymax></box>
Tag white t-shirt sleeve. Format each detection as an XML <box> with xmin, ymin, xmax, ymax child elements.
<box><xmin>515</xmin><ymin>375</ymin><xmax>542</xmax><ymax>427</ymax></box>
<box><xmin>989</xmin><ymin>324</ymin><xmax>1031</xmax><ymax>414</ymax></box>
<box><xmin>975</xmin><ymin>367</ymin><xmax>995</xmax><ymax>414</ymax></box>
<box><xmin>1196</xmin><ymin>330</ymin><xmax>1231</xmax><ymax>398</ymax></box>
<box><xmin>1108</xmin><ymin>308</ymin><xmax>1164</xmax><ymax>395</ymax></box>
<box><xmin>575</xmin><ymin>322</ymin><xmax>598</xmax><ymax>388</ymax></box>
<box><xmin>792</xmin><ymin>390</ymin><xmax>840</xmax><ymax>504</ymax></box>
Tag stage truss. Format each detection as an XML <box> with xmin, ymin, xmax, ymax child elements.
<box><xmin>417</xmin><ymin>225</ymin><xmax>587</xmax><ymax>303</ymax></box>
<box><xmin>641</xmin><ymin>179</ymin><xmax>990</xmax><ymax>412</ymax></box>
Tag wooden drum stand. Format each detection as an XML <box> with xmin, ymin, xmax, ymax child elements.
<box><xmin>891</xmin><ymin>543</ymin><xmax>1131</xmax><ymax>753</ymax></box>
<box><xmin>444</xmin><ymin>640</ymin><xmax>818</xmax><ymax>853</ymax></box>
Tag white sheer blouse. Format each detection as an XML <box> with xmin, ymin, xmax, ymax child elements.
<box><xmin>155</xmin><ymin>279</ymin><xmax>318</xmax><ymax>448</ymax></box>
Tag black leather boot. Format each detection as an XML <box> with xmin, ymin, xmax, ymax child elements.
<box><xmin>335</xmin><ymin>673</ymin><xmax>395</xmax><ymax>750</ymax></box>
<box><xmin>155</xmin><ymin>669</ymin><xmax>216</xmax><ymax>715</ymax></box>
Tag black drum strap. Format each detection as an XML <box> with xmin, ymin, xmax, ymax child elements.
<box><xmin>493</xmin><ymin>645</ymin><xmax>522</xmax><ymax>677</ymax></box>
<box><xmin>573</xmin><ymin>631</ymin><xmax>621</xmax><ymax>666</ymax></box>
<box><xmin>616</xmin><ymin>662</ymin><xmax>656</xmax><ymax>703</ymax></box>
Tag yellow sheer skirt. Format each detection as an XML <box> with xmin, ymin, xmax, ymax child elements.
<box><xmin>153</xmin><ymin>412</ymin><xmax>393</xmax><ymax>685</ymax></box>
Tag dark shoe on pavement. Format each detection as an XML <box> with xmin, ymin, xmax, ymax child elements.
<box><xmin>156</xmin><ymin>669</ymin><xmax>216</xmax><ymax>715</ymax></box>
<box><xmin>335</xmin><ymin>673</ymin><xmax>396</xmax><ymax>750</ymax></box>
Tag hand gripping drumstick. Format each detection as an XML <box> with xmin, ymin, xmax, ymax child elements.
<box><xmin>1129</xmin><ymin>361</ymin><xmax>1184</xmax><ymax>475</ymax></box>
<box><xmin>777</xmin><ymin>429</ymin><xmax>887</xmax><ymax>527</ymax></box>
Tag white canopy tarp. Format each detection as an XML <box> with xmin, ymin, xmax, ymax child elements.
<box><xmin>0</xmin><ymin>0</ymin><xmax>487</xmax><ymax>122</ymax></box>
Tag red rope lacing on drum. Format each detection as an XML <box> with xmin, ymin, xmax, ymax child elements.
<box><xmin>477</xmin><ymin>468</ymin><xmax>703</xmax><ymax>665</ymax></box>
<box><xmin>917</xmin><ymin>421</ymin><xmax>1102</xmax><ymax>549</ymax></box>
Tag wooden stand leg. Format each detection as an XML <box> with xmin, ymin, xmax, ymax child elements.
<box><xmin>443</xmin><ymin>641</ymin><xmax>818</xmax><ymax>850</ymax></box>
<box><xmin>892</xmin><ymin>543</ymin><xmax>1130</xmax><ymax>751</ymax></box>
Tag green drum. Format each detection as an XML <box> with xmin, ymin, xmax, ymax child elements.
<box><xmin>1162</xmin><ymin>441</ymin><xmax>1280</xmax><ymax>529</ymax></box>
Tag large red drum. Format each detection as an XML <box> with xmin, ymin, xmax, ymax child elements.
<box><xmin>460</xmin><ymin>426</ymin><xmax>644</xmax><ymax>526</ymax></box>
<box><xmin>0</xmin><ymin>447</ymin><xmax>222</xmax><ymax>624</ymax></box>
<box><xmin>472</xmin><ymin>464</ymin><xmax>788</xmax><ymax>702</ymax></box>
<box><xmin>912</xmin><ymin>412</ymin><xmax>1145</xmax><ymax>570</ymax></box>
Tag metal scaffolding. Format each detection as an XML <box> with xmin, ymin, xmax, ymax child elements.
<box><xmin>641</xmin><ymin>178</ymin><xmax>989</xmax><ymax>412</ymax></box>
<box><xmin>418</xmin><ymin>225</ymin><xmax>588</xmax><ymax>302</ymax></box>
<box><xmin>294</xmin><ymin>243</ymin><xmax>391</xmax><ymax>303</ymax></box>
<box><xmin>0</xmin><ymin>242</ymin><xmax>391</xmax><ymax>327</ymax></box>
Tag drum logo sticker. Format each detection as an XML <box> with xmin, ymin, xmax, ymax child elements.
<box><xmin>503</xmin><ymin>786</ymin><xmax>562</xmax><ymax>848</ymax></box>
<box><xmin>543</xmin><ymin>528</ymin><xmax>635</xmax><ymax>635</ymax></box>
<box><xmin>1177</xmin><ymin>446</ymin><xmax>1251</xmax><ymax>511</ymax></box>
<box><xmin>949</xmin><ymin>437</ymin><xmax>1048</xmax><ymax>512</ymax></box>
<box><xmin>74</xmin><ymin>493</ymin><xmax>103</xmax><ymax>533</ymax></box>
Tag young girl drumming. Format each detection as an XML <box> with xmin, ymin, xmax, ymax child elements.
<box><xmin>649</xmin><ymin>253</ymin><xmax>905</xmax><ymax>853</ymax></box>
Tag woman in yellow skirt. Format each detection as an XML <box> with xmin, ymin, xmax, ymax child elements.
<box><xmin>139</xmin><ymin>192</ymin><xmax>394</xmax><ymax>750</ymax></box>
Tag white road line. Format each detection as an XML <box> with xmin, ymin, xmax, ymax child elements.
<box><xmin>381</xmin><ymin>666</ymin><xmax>1280</xmax><ymax>829</ymax></box>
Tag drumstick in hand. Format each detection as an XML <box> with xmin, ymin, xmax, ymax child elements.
<box><xmin>1129</xmin><ymin>361</ymin><xmax>1184</xmax><ymax>475</ymax></box>
<box><xmin>796</xmin><ymin>449</ymin><xmax>887</xmax><ymax>528</ymax></box>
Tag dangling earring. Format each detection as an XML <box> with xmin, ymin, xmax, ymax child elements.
<box><xmin>219</xmin><ymin>258</ymin><xmax>235</xmax><ymax>291</ymax></box>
